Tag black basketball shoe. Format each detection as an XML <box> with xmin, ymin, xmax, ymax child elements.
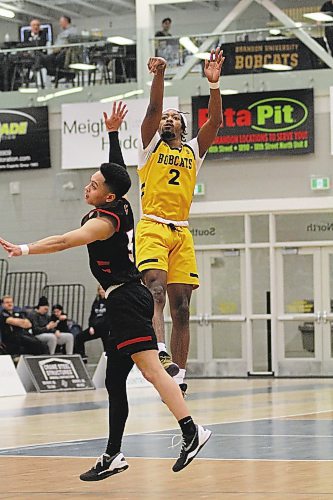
<box><xmin>172</xmin><ymin>425</ymin><xmax>212</xmax><ymax>472</ymax></box>
<box><xmin>80</xmin><ymin>452</ymin><xmax>129</xmax><ymax>481</ymax></box>
<box><xmin>159</xmin><ymin>351</ymin><xmax>180</xmax><ymax>377</ymax></box>
<box><xmin>179</xmin><ymin>383</ymin><xmax>188</xmax><ymax>398</ymax></box>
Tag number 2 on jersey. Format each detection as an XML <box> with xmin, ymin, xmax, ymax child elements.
<box><xmin>168</xmin><ymin>168</ymin><xmax>180</xmax><ymax>185</ymax></box>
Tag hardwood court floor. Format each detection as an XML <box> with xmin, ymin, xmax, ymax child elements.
<box><xmin>1</xmin><ymin>378</ymin><xmax>333</xmax><ymax>499</ymax></box>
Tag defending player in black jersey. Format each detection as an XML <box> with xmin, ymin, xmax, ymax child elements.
<box><xmin>0</xmin><ymin>102</ymin><xmax>211</xmax><ymax>480</ymax></box>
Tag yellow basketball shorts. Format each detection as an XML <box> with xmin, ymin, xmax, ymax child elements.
<box><xmin>135</xmin><ymin>219</ymin><xmax>199</xmax><ymax>288</ymax></box>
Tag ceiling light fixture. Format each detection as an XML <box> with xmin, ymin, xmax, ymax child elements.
<box><xmin>194</xmin><ymin>52</ymin><xmax>211</xmax><ymax>60</ymax></box>
<box><xmin>100</xmin><ymin>89</ymin><xmax>144</xmax><ymax>103</ymax></box>
<box><xmin>269</xmin><ymin>28</ymin><xmax>281</xmax><ymax>35</ymax></box>
<box><xmin>146</xmin><ymin>81</ymin><xmax>172</xmax><ymax>87</ymax></box>
<box><xmin>37</xmin><ymin>87</ymin><xmax>83</xmax><ymax>102</ymax></box>
<box><xmin>18</xmin><ymin>88</ymin><xmax>38</xmax><ymax>93</ymax></box>
<box><xmin>303</xmin><ymin>12</ymin><xmax>333</xmax><ymax>22</ymax></box>
<box><xmin>69</xmin><ymin>63</ymin><xmax>97</xmax><ymax>70</ymax></box>
<box><xmin>263</xmin><ymin>63</ymin><xmax>292</xmax><ymax>71</ymax></box>
<box><xmin>220</xmin><ymin>89</ymin><xmax>239</xmax><ymax>95</ymax></box>
<box><xmin>179</xmin><ymin>36</ymin><xmax>198</xmax><ymax>54</ymax></box>
<box><xmin>107</xmin><ymin>36</ymin><xmax>135</xmax><ymax>45</ymax></box>
<box><xmin>0</xmin><ymin>7</ymin><xmax>15</xmax><ymax>19</ymax></box>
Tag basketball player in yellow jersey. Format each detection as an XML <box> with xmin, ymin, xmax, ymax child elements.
<box><xmin>137</xmin><ymin>48</ymin><xmax>224</xmax><ymax>394</ymax></box>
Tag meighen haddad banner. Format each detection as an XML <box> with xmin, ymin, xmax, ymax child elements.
<box><xmin>61</xmin><ymin>97</ymin><xmax>179</xmax><ymax>169</ymax></box>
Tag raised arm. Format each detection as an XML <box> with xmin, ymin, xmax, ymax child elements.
<box><xmin>103</xmin><ymin>101</ymin><xmax>128</xmax><ymax>168</ymax></box>
<box><xmin>197</xmin><ymin>48</ymin><xmax>224</xmax><ymax>158</ymax></box>
<box><xmin>0</xmin><ymin>218</ymin><xmax>115</xmax><ymax>258</ymax></box>
<box><xmin>141</xmin><ymin>57</ymin><xmax>167</xmax><ymax>149</ymax></box>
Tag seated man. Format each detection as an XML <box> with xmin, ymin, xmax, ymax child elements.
<box><xmin>74</xmin><ymin>285</ymin><xmax>108</xmax><ymax>360</ymax></box>
<box><xmin>42</xmin><ymin>15</ymin><xmax>77</xmax><ymax>77</ymax></box>
<box><xmin>0</xmin><ymin>295</ymin><xmax>47</xmax><ymax>356</ymax></box>
<box><xmin>23</xmin><ymin>18</ymin><xmax>48</xmax><ymax>46</ymax></box>
<box><xmin>29</xmin><ymin>296</ymin><xmax>74</xmax><ymax>354</ymax></box>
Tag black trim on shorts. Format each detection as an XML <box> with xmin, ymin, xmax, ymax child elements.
<box><xmin>190</xmin><ymin>273</ymin><xmax>199</xmax><ymax>278</ymax></box>
<box><xmin>137</xmin><ymin>258</ymin><xmax>159</xmax><ymax>268</ymax></box>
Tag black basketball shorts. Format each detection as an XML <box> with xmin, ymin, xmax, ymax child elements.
<box><xmin>105</xmin><ymin>280</ymin><xmax>158</xmax><ymax>356</ymax></box>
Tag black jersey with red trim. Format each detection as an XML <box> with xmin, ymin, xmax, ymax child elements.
<box><xmin>81</xmin><ymin>200</ymin><xmax>141</xmax><ymax>289</ymax></box>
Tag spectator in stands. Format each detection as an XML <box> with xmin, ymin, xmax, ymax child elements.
<box><xmin>29</xmin><ymin>296</ymin><xmax>74</xmax><ymax>354</ymax></box>
<box><xmin>321</xmin><ymin>0</ymin><xmax>333</xmax><ymax>54</ymax></box>
<box><xmin>51</xmin><ymin>304</ymin><xmax>70</xmax><ymax>333</ymax></box>
<box><xmin>23</xmin><ymin>18</ymin><xmax>48</xmax><ymax>46</ymax></box>
<box><xmin>155</xmin><ymin>17</ymin><xmax>172</xmax><ymax>37</ymax></box>
<box><xmin>74</xmin><ymin>285</ymin><xmax>108</xmax><ymax>360</ymax></box>
<box><xmin>42</xmin><ymin>15</ymin><xmax>78</xmax><ymax>77</ymax></box>
<box><xmin>55</xmin><ymin>15</ymin><xmax>78</xmax><ymax>46</ymax></box>
<box><xmin>0</xmin><ymin>295</ymin><xmax>47</xmax><ymax>356</ymax></box>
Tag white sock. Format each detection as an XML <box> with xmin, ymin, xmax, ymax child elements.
<box><xmin>157</xmin><ymin>342</ymin><xmax>167</xmax><ymax>353</ymax></box>
<box><xmin>173</xmin><ymin>369</ymin><xmax>186</xmax><ymax>385</ymax></box>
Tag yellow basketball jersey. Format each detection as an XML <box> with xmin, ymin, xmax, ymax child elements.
<box><xmin>138</xmin><ymin>134</ymin><xmax>204</xmax><ymax>221</ymax></box>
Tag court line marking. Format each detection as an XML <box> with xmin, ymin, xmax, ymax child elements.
<box><xmin>1</xmin><ymin>455</ymin><xmax>333</xmax><ymax>463</ymax></box>
<box><xmin>3</xmin><ymin>381</ymin><xmax>333</xmax><ymax>418</ymax></box>
<box><xmin>1</xmin><ymin>407</ymin><xmax>333</xmax><ymax>452</ymax></box>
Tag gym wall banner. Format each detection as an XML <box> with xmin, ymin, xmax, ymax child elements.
<box><xmin>192</xmin><ymin>89</ymin><xmax>314</xmax><ymax>159</ymax></box>
<box><xmin>221</xmin><ymin>38</ymin><xmax>327</xmax><ymax>75</ymax></box>
<box><xmin>0</xmin><ymin>107</ymin><xmax>50</xmax><ymax>171</ymax></box>
<box><xmin>61</xmin><ymin>97</ymin><xmax>179</xmax><ymax>169</ymax></box>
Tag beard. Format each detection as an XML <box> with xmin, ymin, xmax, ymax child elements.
<box><xmin>160</xmin><ymin>130</ymin><xmax>176</xmax><ymax>140</ymax></box>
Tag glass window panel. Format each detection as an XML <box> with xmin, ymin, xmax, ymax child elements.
<box><xmin>212</xmin><ymin>322</ymin><xmax>242</xmax><ymax>359</ymax></box>
<box><xmin>330</xmin><ymin>254</ymin><xmax>333</xmax><ymax>314</ymax></box>
<box><xmin>189</xmin><ymin>216</ymin><xmax>244</xmax><ymax>245</ymax></box>
<box><xmin>252</xmin><ymin>320</ymin><xmax>270</xmax><ymax>372</ymax></box>
<box><xmin>252</xmin><ymin>249</ymin><xmax>270</xmax><ymax>314</ymax></box>
<box><xmin>283</xmin><ymin>254</ymin><xmax>314</xmax><ymax>313</ymax></box>
<box><xmin>284</xmin><ymin>321</ymin><xmax>315</xmax><ymax>358</ymax></box>
<box><xmin>276</xmin><ymin>213</ymin><xmax>333</xmax><ymax>242</ymax></box>
<box><xmin>210</xmin><ymin>253</ymin><xmax>241</xmax><ymax>315</ymax></box>
<box><xmin>251</xmin><ymin>215</ymin><xmax>269</xmax><ymax>243</ymax></box>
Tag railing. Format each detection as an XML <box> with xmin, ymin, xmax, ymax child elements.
<box><xmin>153</xmin><ymin>22</ymin><xmax>333</xmax><ymax>77</ymax></box>
<box><xmin>0</xmin><ymin>39</ymin><xmax>136</xmax><ymax>92</ymax></box>
<box><xmin>42</xmin><ymin>283</ymin><xmax>85</xmax><ymax>327</ymax></box>
<box><xmin>0</xmin><ymin>259</ymin><xmax>8</xmax><ymax>298</ymax></box>
<box><xmin>4</xmin><ymin>271</ymin><xmax>48</xmax><ymax>308</ymax></box>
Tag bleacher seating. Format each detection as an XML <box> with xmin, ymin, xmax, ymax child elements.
<box><xmin>42</xmin><ymin>283</ymin><xmax>85</xmax><ymax>327</ymax></box>
<box><xmin>4</xmin><ymin>271</ymin><xmax>47</xmax><ymax>308</ymax></box>
<box><xmin>0</xmin><ymin>259</ymin><xmax>8</xmax><ymax>298</ymax></box>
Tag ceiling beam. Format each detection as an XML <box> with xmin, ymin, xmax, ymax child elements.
<box><xmin>70</xmin><ymin>0</ymin><xmax>112</xmax><ymax>16</ymax></box>
<box><xmin>21</xmin><ymin>0</ymin><xmax>83</xmax><ymax>19</ymax></box>
<box><xmin>173</xmin><ymin>0</ymin><xmax>253</xmax><ymax>79</ymax></box>
<box><xmin>98</xmin><ymin>0</ymin><xmax>135</xmax><ymax>9</ymax></box>
<box><xmin>0</xmin><ymin>1</ymin><xmax>53</xmax><ymax>20</ymax></box>
<box><xmin>256</xmin><ymin>0</ymin><xmax>333</xmax><ymax>69</ymax></box>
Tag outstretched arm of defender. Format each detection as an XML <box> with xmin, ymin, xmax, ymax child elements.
<box><xmin>103</xmin><ymin>101</ymin><xmax>128</xmax><ymax>168</ymax></box>
<box><xmin>197</xmin><ymin>48</ymin><xmax>224</xmax><ymax>158</ymax></box>
<box><xmin>0</xmin><ymin>218</ymin><xmax>115</xmax><ymax>257</ymax></box>
<box><xmin>141</xmin><ymin>57</ymin><xmax>167</xmax><ymax>149</ymax></box>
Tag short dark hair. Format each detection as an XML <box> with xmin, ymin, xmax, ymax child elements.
<box><xmin>52</xmin><ymin>304</ymin><xmax>63</xmax><ymax>311</ymax></box>
<box><xmin>162</xmin><ymin>17</ymin><xmax>171</xmax><ymax>23</ymax></box>
<box><xmin>100</xmin><ymin>163</ymin><xmax>131</xmax><ymax>199</ymax></box>
<box><xmin>61</xmin><ymin>15</ymin><xmax>71</xmax><ymax>24</ymax></box>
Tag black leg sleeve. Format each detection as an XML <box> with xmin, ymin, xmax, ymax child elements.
<box><xmin>105</xmin><ymin>347</ymin><xmax>134</xmax><ymax>456</ymax></box>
